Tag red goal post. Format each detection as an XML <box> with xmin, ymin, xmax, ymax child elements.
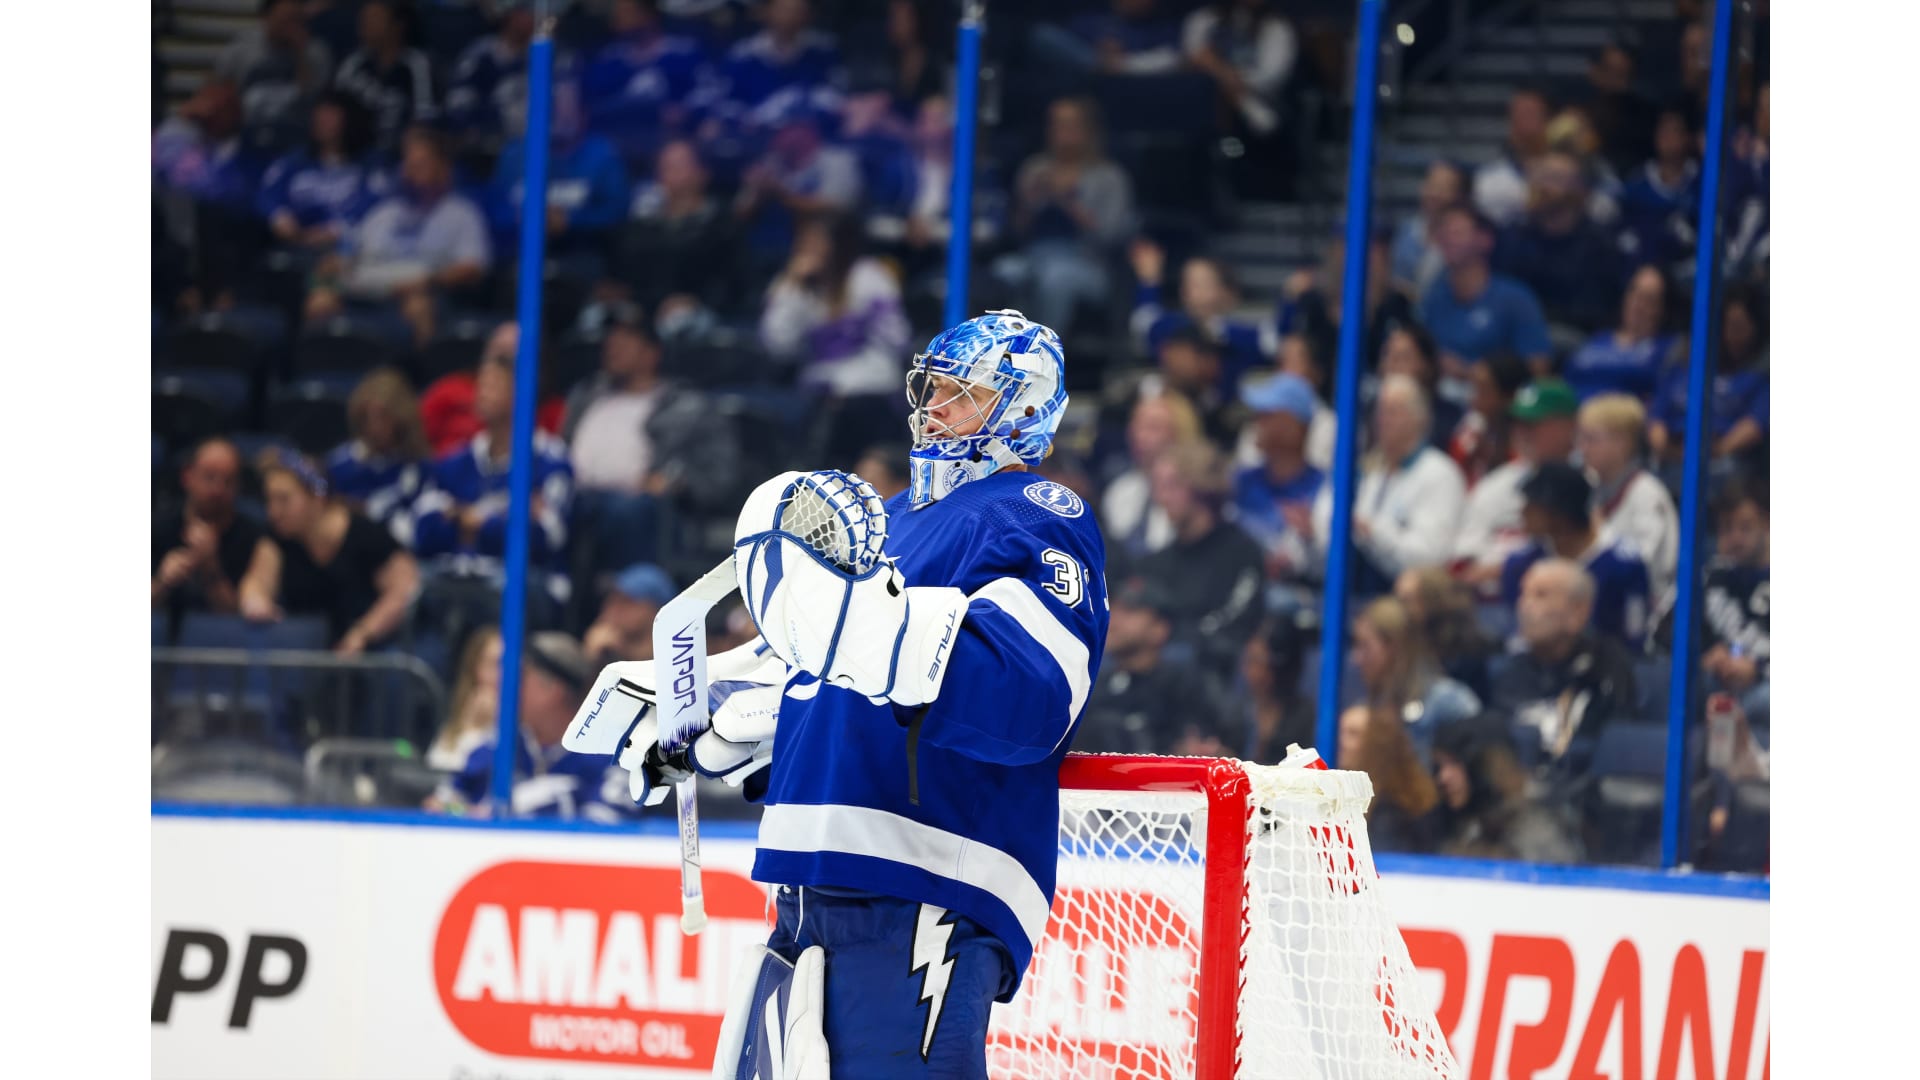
<box><xmin>986</xmin><ymin>752</ymin><xmax>1461</xmax><ymax>1080</ymax></box>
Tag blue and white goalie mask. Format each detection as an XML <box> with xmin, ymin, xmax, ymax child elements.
<box><xmin>906</xmin><ymin>309</ymin><xmax>1069</xmax><ymax>509</ymax></box>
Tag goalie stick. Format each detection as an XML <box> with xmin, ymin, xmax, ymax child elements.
<box><xmin>578</xmin><ymin>471</ymin><xmax>889</xmax><ymax>937</ymax></box>
<box><xmin>651</xmin><ymin>554</ymin><xmax>738</xmax><ymax>936</ymax></box>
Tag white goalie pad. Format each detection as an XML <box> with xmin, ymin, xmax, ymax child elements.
<box><xmin>712</xmin><ymin>944</ymin><xmax>830</xmax><ymax>1080</ymax></box>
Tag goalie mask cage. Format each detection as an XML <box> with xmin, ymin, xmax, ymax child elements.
<box><xmin>987</xmin><ymin>754</ymin><xmax>1461</xmax><ymax>1080</ymax></box>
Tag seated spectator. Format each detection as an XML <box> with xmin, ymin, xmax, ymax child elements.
<box><xmin>433</xmin><ymin>632</ymin><xmax>633</xmax><ymax>822</ymax></box>
<box><xmin>563</xmin><ymin>303</ymin><xmax>742</xmax><ymax>570</ymax></box>
<box><xmin>842</xmin><ymin>0</ymin><xmax>945</xmax><ymax>122</ymax></box>
<box><xmin>1078</xmin><ymin>577</ymin><xmax>1228</xmax><ymax>755</ymax></box>
<box><xmin>153</xmin><ymin>79</ymin><xmax>264</xmax><ymax>311</ymax></box>
<box><xmin>1145</xmin><ymin>327</ymin><xmax>1249</xmax><ymax>447</ymax></box>
<box><xmin>1419</xmin><ymin>204</ymin><xmax>1553</xmax><ymax>397</ymax></box>
<box><xmin>1139</xmin><ymin>441</ymin><xmax>1266</xmax><ymax>679</ymax></box>
<box><xmin>332</xmin><ymin>0</ymin><xmax>438</xmax><ymax>153</ymax></box>
<box><xmin>216</xmin><ymin>0</ymin><xmax>333</xmax><ymax>149</ymax></box>
<box><xmin>993</xmin><ymin>96</ymin><xmax>1137</xmax><ymax>337</ymax></box>
<box><xmin>1700</xmin><ymin>476</ymin><xmax>1769</xmax><ymax>726</ymax></box>
<box><xmin>1273</xmin><ymin>330</ymin><xmax>1338</xmax><ymax>469</ymax></box>
<box><xmin>429</xmin><ymin>624</ymin><xmax>501</xmax><ymax>771</ymax></box>
<box><xmin>1231</xmin><ymin>373</ymin><xmax>1324</xmax><ymax>581</ymax></box>
<box><xmin>1472</xmin><ymin>86</ymin><xmax>1552</xmax><ymax>229</ymax></box>
<box><xmin>1558</xmin><ymin>44</ymin><xmax>1653</xmax><ymax>178</ymax></box>
<box><xmin>1310</xmin><ymin>375</ymin><xmax>1467</xmax><ymax>598</ymax></box>
<box><xmin>583</xmin><ymin>562</ymin><xmax>676</xmax><ymax>664</ymax></box>
<box><xmin>1239</xmin><ymin>616</ymin><xmax>1316</xmax><ymax>762</ymax></box>
<box><xmin>256</xmin><ymin>92</ymin><xmax>387</xmax><ymax>258</ymax></box>
<box><xmin>1492</xmin><ymin>150</ymin><xmax>1627</xmax><ymax>335</ymax></box>
<box><xmin>1281</xmin><ymin>231</ymin><xmax>1417</xmax><ymax>387</ymax></box>
<box><xmin>1724</xmin><ymin>83</ymin><xmax>1769</xmax><ymax>282</ymax></box>
<box><xmin>412</xmin><ymin>339</ymin><xmax>576</xmax><ymax>619</ymax></box>
<box><xmin>1373</xmin><ymin>324</ymin><xmax>1463</xmax><ymax>452</ymax></box>
<box><xmin>489</xmin><ymin>80</ymin><xmax>632</xmax><ymax>270</ymax></box>
<box><xmin>616</xmin><ymin>138</ymin><xmax>739</xmax><ymax>317</ymax></box>
<box><xmin>445</xmin><ymin>1</ymin><xmax>536</xmax><ymax>142</ymax></box>
<box><xmin>1649</xmin><ymin>283</ymin><xmax>1769</xmax><ymax>466</ymax></box>
<box><xmin>759</xmin><ymin>213</ymin><xmax>910</xmax><ymax>399</ymax></box>
<box><xmin>1618</xmin><ymin>108</ymin><xmax>1699</xmax><ymax>275</ymax></box>
<box><xmin>1101</xmin><ymin>390</ymin><xmax>1202</xmax><ymax>562</ymax></box>
<box><xmin>1489</xmin><ymin>558</ymin><xmax>1638</xmax><ymax>777</ymax></box>
<box><xmin>1183</xmin><ymin>0</ymin><xmax>1298</xmax><ymax>198</ymax></box>
<box><xmin>1028</xmin><ymin>0</ymin><xmax>1183</xmax><ymax>76</ymax></box>
<box><xmin>1390</xmin><ymin>159</ymin><xmax>1468</xmax><ymax>295</ymax></box>
<box><xmin>1350</xmin><ymin>596</ymin><xmax>1482</xmax><ymax>764</ymax></box>
<box><xmin>579</xmin><ymin>0</ymin><xmax>707</xmax><ymax>153</ymax></box>
<box><xmin>1395</xmin><ymin>567</ymin><xmax>1497</xmax><ymax>702</ymax></box>
<box><xmin>1563</xmin><ymin>265</ymin><xmax>1678</xmax><ymax>404</ymax></box>
<box><xmin>1128</xmin><ymin>240</ymin><xmax>1268</xmax><ymax>387</ymax></box>
<box><xmin>1453</xmin><ymin>378</ymin><xmax>1579</xmax><ymax>588</ymax></box>
<box><xmin>419</xmin><ymin>322</ymin><xmax>567</xmax><ymax>456</ymax></box>
<box><xmin>1431</xmin><ymin>722</ymin><xmax>1584</xmax><ymax>863</ymax></box>
<box><xmin>1501</xmin><ymin>462</ymin><xmax>1652</xmax><ymax>651</ymax></box>
<box><xmin>1543</xmin><ymin>107</ymin><xmax>1623</xmax><ymax>221</ymax></box>
<box><xmin>705</xmin><ymin>0</ymin><xmax>844</xmax><ymax>136</ymax></box>
<box><xmin>327</xmin><ymin>368</ymin><xmax>430</xmax><ymax>537</ymax></box>
<box><xmin>153</xmin><ymin>437</ymin><xmax>276</xmax><ymax>618</ymax></box>
<box><xmin>866</xmin><ymin>96</ymin><xmax>997</xmax><ymax>272</ymax></box>
<box><xmin>1445</xmin><ymin>351</ymin><xmax>1531</xmax><ymax>487</ymax></box>
<box><xmin>304</xmin><ymin>127</ymin><xmax>491</xmax><ymax>348</ymax></box>
<box><xmin>1579</xmin><ymin>394</ymin><xmax>1679</xmax><ymax>603</ymax></box>
<box><xmin>1338</xmin><ymin>704</ymin><xmax>1441</xmax><ymax>854</ymax></box>
<box><xmin>853</xmin><ymin>443</ymin><xmax>910</xmax><ymax>502</ymax></box>
<box><xmin>245</xmin><ymin>452</ymin><xmax>421</xmax><ymax>654</ymax></box>
<box><xmin>732</xmin><ymin>99</ymin><xmax>863</xmax><ymax>264</ymax></box>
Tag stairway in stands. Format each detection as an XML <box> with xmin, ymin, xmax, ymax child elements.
<box><xmin>1213</xmin><ymin>0</ymin><xmax>1674</xmax><ymax>312</ymax></box>
<box><xmin>153</xmin><ymin>0</ymin><xmax>258</xmax><ymax>110</ymax></box>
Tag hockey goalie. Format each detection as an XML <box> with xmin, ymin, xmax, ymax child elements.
<box><xmin>574</xmin><ymin>310</ymin><xmax>1108</xmax><ymax>1078</ymax></box>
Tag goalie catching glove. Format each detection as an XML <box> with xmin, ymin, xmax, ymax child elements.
<box><xmin>561</xmin><ymin>639</ymin><xmax>789</xmax><ymax>805</ymax></box>
<box><xmin>734</xmin><ymin>470</ymin><xmax>969</xmax><ymax>708</ymax></box>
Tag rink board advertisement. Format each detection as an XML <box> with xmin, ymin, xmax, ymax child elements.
<box><xmin>152</xmin><ymin>813</ymin><xmax>1768</xmax><ymax>1080</ymax></box>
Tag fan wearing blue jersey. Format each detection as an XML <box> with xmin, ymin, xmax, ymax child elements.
<box><xmin>586</xmin><ymin>311</ymin><xmax>1106</xmax><ymax>1079</ymax></box>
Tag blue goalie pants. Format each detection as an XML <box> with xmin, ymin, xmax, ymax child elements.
<box><xmin>737</xmin><ymin>885</ymin><xmax>1016</xmax><ymax>1079</ymax></box>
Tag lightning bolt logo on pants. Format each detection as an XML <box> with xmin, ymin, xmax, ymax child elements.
<box><xmin>909</xmin><ymin>904</ymin><xmax>957</xmax><ymax>1062</ymax></box>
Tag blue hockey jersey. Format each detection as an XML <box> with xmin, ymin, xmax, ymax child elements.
<box><xmin>750</xmin><ymin>471</ymin><xmax>1109</xmax><ymax>997</ymax></box>
<box><xmin>1503</xmin><ymin>532</ymin><xmax>1652</xmax><ymax>652</ymax></box>
<box><xmin>411</xmin><ymin>432</ymin><xmax>575</xmax><ymax>603</ymax></box>
<box><xmin>325</xmin><ymin>440</ymin><xmax>424</xmax><ymax>535</ymax></box>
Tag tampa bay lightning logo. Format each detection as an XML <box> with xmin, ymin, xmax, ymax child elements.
<box><xmin>1023</xmin><ymin>480</ymin><xmax>1084</xmax><ymax>518</ymax></box>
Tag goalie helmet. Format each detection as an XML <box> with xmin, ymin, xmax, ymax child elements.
<box><xmin>906</xmin><ymin>309</ymin><xmax>1068</xmax><ymax>509</ymax></box>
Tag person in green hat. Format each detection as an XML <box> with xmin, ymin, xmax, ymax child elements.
<box><xmin>1451</xmin><ymin>376</ymin><xmax>1580</xmax><ymax>590</ymax></box>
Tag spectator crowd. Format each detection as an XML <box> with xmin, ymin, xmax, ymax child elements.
<box><xmin>152</xmin><ymin>0</ymin><xmax>1767</xmax><ymax>870</ymax></box>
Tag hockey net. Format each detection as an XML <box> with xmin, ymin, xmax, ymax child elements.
<box><xmin>987</xmin><ymin>754</ymin><xmax>1460</xmax><ymax>1080</ymax></box>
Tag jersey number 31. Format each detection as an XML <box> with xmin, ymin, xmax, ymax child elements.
<box><xmin>1040</xmin><ymin>549</ymin><xmax>1084</xmax><ymax>607</ymax></box>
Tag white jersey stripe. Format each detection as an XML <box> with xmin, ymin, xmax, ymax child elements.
<box><xmin>967</xmin><ymin>577</ymin><xmax>1092</xmax><ymax>754</ymax></box>
<box><xmin>756</xmin><ymin>803</ymin><xmax>1054</xmax><ymax>947</ymax></box>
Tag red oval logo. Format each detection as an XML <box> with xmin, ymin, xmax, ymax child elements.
<box><xmin>432</xmin><ymin>861</ymin><xmax>767</xmax><ymax>1067</ymax></box>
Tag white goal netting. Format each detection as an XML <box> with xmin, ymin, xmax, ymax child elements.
<box><xmin>988</xmin><ymin>757</ymin><xmax>1460</xmax><ymax>1080</ymax></box>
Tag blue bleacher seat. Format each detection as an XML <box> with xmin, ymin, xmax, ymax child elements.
<box><xmin>268</xmin><ymin>380</ymin><xmax>352</xmax><ymax>457</ymax></box>
<box><xmin>416</xmin><ymin>314</ymin><xmax>502</xmax><ymax>386</ymax></box>
<box><xmin>152</xmin><ymin>377</ymin><xmax>229</xmax><ymax>456</ymax></box>
<box><xmin>1583</xmin><ymin>722</ymin><xmax>1669</xmax><ymax>866</ymax></box>
<box><xmin>166</xmin><ymin>309</ymin><xmax>284</xmax><ymax>372</ymax></box>
<box><xmin>166</xmin><ymin>615</ymin><xmax>332</xmax><ymax>748</ymax></box>
<box><xmin>294</xmin><ymin>315</ymin><xmax>408</xmax><ymax>379</ymax></box>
